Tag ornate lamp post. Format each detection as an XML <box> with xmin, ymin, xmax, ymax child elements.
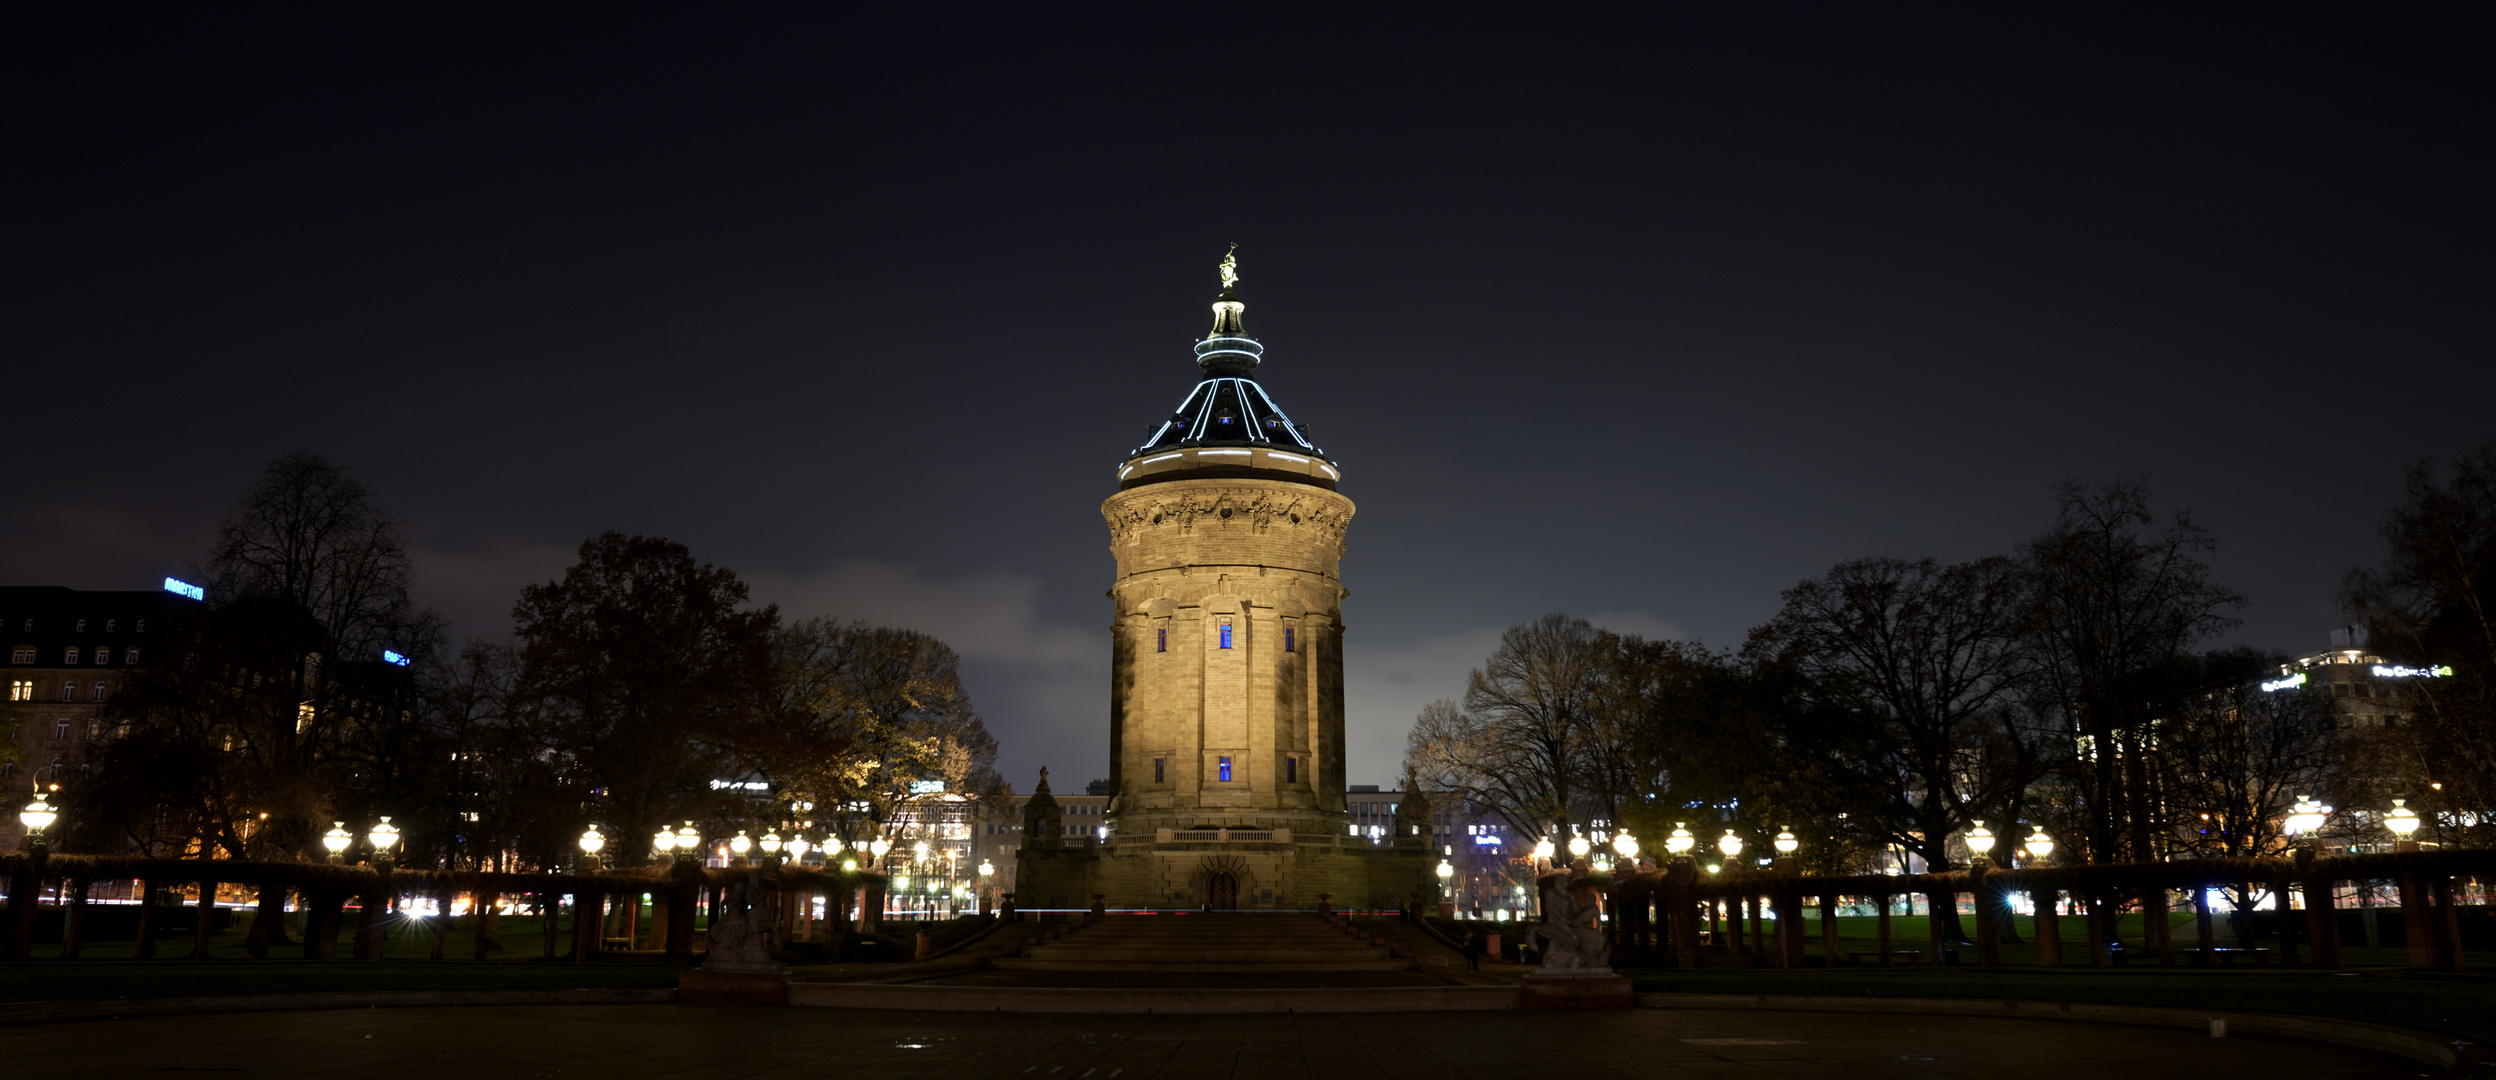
<box><xmin>1717</xmin><ymin>828</ymin><xmax>1744</xmax><ymax>864</ymax></box>
<box><xmin>1612</xmin><ymin>830</ymin><xmax>1640</xmax><ymax>873</ymax></box>
<box><xmin>2385</xmin><ymin>799</ymin><xmax>2422</xmax><ymax>852</ymax></box>
<box><xmin>674</xmin><ymin>823</ymin><xmax>700</xmax><ymax>864</ymax></box>
<box><xmin>1665</xmin><ymin>823</ymin><xmax>1696</xmax><ymax>862</ymax></box>
<box><xmin>1964</xmin><ymin>821</ymin><xmax>1996</xmax><ymax>868</ymax></box>
<box><xmin>652</xmin><ymin>826</ymin><xmax>679</xmax><ymax>864</ymax></box>
<box><xmin>760</xmin><ymin>831</ymin><xmax>783</xmax><ymax>864</ymax></box>
<box><xmin>1565</xmin><ymin>833</ymin><xmax>1591</xmax><ymax>872</ymax></box>
<box><xmin>323</xmin><ymin>821</ymin><xmax>355</xmax><ymax>865</ymax></box>
<box><xmin>728</xmin><ymin>831</ymin><xmax>752</xmax><ymax>865</ymax></box>
<box><xmin>1435</xmin><ymin>857</ymin><xmax>1455</xmax><ymax>914</ymax></box>
<box><xmin>366</xmin><ymin>816</ymin><xmax>400</xmax><ymax>870</ymax></box>
<box><xmin>978</xmin><ymin>858</ymin><xmax>995</xmax><ymax>914</ymax></box>
<box><xmin>1771</xmin><ymin>827</ymin><xmax>1799</xmax><ymax>873</ymax></box>
<box><xmin>786</xmin><ymin>835</ymin><xmax>812</xmax><ymax>866</ymax></box>
<box><xmin>2022</xmin><ymin>826</ymin><xmax>2054</xmax><ymax>866</ymax></box>
<box><xmin>577</xmin><ymin>825</ymin><xmax>606</xmax><ymax>871</ymax></box>
<box><xmin>1532</xmin><ymin>835</ymin><xmax>1556</xmax><ymax>872</ymax></box>
<box><xmin>19</xmin><ymin>788</ymin><xmax>59</xmax><ymax>854</ymax></box>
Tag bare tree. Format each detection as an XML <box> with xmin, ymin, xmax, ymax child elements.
<box><xmin>2022</xmin><ymin>478</ymin><xmax>2244</xmax><ymax>865</ymax></box>
<box><xmin>1405</xmin><ymin>614</ymin><xmax>1619</xmax><ymax>844</ymax></box>
<box><xmin>2343</xmin><ymin>441</ymin><xmax>2496</xmax><ymax>844</ymax></box>
<box><xmin>1746</xmin><ymin>555</ymin><xmax>2043</xmax><ymax>877</ymax></box>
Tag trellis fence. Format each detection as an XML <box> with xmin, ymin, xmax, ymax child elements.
<box><xmin>1607</xmin><ymin>848</ymin><xmax>2493</xmax><ymax>973</ymax></box>
<box><xmin>0</xmin><ymin>851</ymin><xmax>885</xmax><ymax>964</ymax></box>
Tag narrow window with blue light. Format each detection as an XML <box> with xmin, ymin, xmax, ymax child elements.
<box><xmin>1284</xmin><ymin>627</ymin><xmax>1294</xmax><ymax>652</ymax></box>
<box><xmin>1154</xmin><ymin>758</ymin><xmax>1165</xmax><ymax>783</ymax></box>
<box><xmin>1219</xmin><ymin>624</ymin><xmax>1232</xmax><ymax>649</ymax></box>
<box><xmin>1218</xmin><ymin>755</ymin><xmax>1233</xmax><ymax>782</ymax></box>
<box><xmin>1157</xmin><ymin>628</ymin><xmax>1166</xmax><ymax>652</ymax></box>
<box><xmin>1286</xmin><ymin>757</ymin><xmax>1297</xmax><ymax>783</ymax></box>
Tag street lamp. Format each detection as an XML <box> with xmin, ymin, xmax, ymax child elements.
<box><xmin>1532</xmin><ymin>835</ymin><xmax>1556</xmax><ymax>867</ymax></box>
<box><xmin>1965</xmin><ymin>820</ymin><xmax>1995</xmax><ymax>866</ymax></box>
<box><xmin>2286</xmin><ymin>795</ymin><xmax>2329</xmax><ymax>837</ymax></box>
<box><xmin>1435</xmin><ymin>858</ymin><xmax>1455</xmax><ymax>910</ymax></box>
<box><xmin>820</xmin><ymin>836</ymin><xmax>846</xmax><ymax>857</ymax></box>
<box><xmin>652</xmin><ymin>826</ymin><xmax>678</xmax><ymax>860</ymax></box>
<box><xmin>1717</xmin><ymin>829</ymin><xmax>1744</xmax><ymax>860</ymax></box>
<box><xmin>1566</xmin><ymin>834</ymin><xmax>1591</xmax><ymax>864</ymax></box>
<box><xmin>675</xmin><ymin>822</ymin><xmax>700</xmax><ymax>861</ymax></box>
<box><xmin>577</xmin><ymin>824</ymin><xmax>606</xmax><ymax>870</ymax></box>
<box><xmin>728</xmin><ymin>832</ymin><xmax>752</xmax><ymax>862</ymax></box>
<box><xmin>20</xmin><ymin>788</ymin><xmax>58</xmax><ymax>853</ymax></box>
<box><xmin>1665</xmin><ymin>823</ymin><xmax>1695</xmax><ymax>858</ymax></box>
<box><xmin>367</xmin><ymin>816</ymin><xmax>400</xmax><ymax>869</ymax></box>
<box><xmin>2023</xmin><ymin>826</ymin><xmax>2054</xmax><ymax>864</ymax></box>
<box><xmin>760</xmin><ymin>831</ymin><xmax>783</xmax><ymax>859</ymax></box>
<box><xmin>323</xmin><ymin>821</ymin><xmax>354</xmax><ymax>864</ymax></box>
<box><xmin>2385</xmin><ymin>799</ymin><xmax>2422</xmax><ymax>851</ymax></box>
<box><xmin>1611</xmin><ymin>830</ymin><xmax>1640</xmax><ymax>868</ymax></box>
<box><xmin>786</xmin><ymin>835</ymin><xmax>812</xmax><ymax>864</ymax></box>
<box><xmin>870</xmin><ymin>836</ymin><xmax>892</xmax><ymax>865</ymax></box>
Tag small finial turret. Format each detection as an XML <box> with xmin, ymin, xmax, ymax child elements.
<box><xmin>1209</xmin><ymin>244</ymin><xmax>1248</xmax><ymax>339</ymax></box>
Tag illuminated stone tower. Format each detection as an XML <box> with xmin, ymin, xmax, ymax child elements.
<box><xmin>1014</xmin><ymin>249</ymin><xmax>1430</xmax><ymax>911</ymax></box>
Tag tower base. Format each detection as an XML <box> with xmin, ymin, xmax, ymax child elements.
<box><xmin>1016</xmin><ymin>825</ymin><xmax>1435</xmax><ymax>912</ymax></box>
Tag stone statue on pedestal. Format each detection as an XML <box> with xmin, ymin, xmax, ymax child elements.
<box><xmin>700</xmin><ymin>873</ymin><xmax>786</xmax><ymax>975</ymax></box>
<box><xmin>1529</xmin><ymin>872</ymin><xmax>1612</xmax><ymax>975</ymax></box>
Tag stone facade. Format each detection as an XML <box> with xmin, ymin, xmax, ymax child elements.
<box><xmin>1013</xmin><ymin>261</ymin><xmax>1433</xmax><ymax>912</ymax></box>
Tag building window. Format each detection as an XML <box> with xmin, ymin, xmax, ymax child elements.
<box><xmin>54</xmin><ymin>718</ymin><xmax>71</xmax><ymax>740</ymax></box>
<box><xmin>10</xmin><ymin>648</ymin><xmax>29</xmax><ymax>664</ymax></box>
<box><xmin>76</xmin><ymin>620</ymin><xmax>86</xmax><ymax>632</ymax></box>
<box><xmin>1287</xmin><ymin>757</ymin><xmax>1297</xmax><ymax>783</ymax></box>
<box><xmin>91</xmin><ymin>682</ymin><xmax>107</xmax><ymax>702</ymax></box>
<box><xmin>1157</xmin><ymin>628</ymin><xmax>1166</xmax><ymax>653</ymax></box>
<box><xmin>1219</xmin><ymin>624</ymin><xmax>1233</xmax><ymax>649</ymax></box>
<box><xmin>60</xmin><ymin>681</ymin><xmax>75</xmax><ymax>702</ymax></box>
<box><xmin>124</xmin><ymin>648</ymin><xmax>139</xmax><ymax>664</ymax></box>
<box><xmin>63</xmin><ymin>647</ymin><xmax>79</xmax><ymax>665</ymax></box>
<box><xmin>105</xmin><ymin>620</ymin><xmax>116</xmax><ymax>633</ymax></box>
<box><xmin>135</xmin><ymin>620</ymin><xmax>146</xmax><ymax>633</ymax></box>
<box><xmin>8</xmin><ymin>680</ymin><xmax>28</xmax><ymax>701</ymax></box>
<box><xmin>1154</xmin><ymin>758</ymin><xmax>1165</xmax><ymax>783</ymax></box>
<box><xmin>1284</xmin><ymin>628</ymin><xmax>1294</xmax><ymax>652</ymax></box>
<box><xmin>94</xmin><ymin>647</ymin><xmax>111</xmax><ymax>665</ymax></box>
<box><xmin>1218</xmin><ymin>755</ymin><xmax>1233</xmax><ymax>782</ymax></box>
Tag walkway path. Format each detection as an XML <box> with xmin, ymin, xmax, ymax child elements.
<box><xmin>6</xmin><ymin>1002</ymin><xmax>2412</xmax><ymax>1078</ymax></box>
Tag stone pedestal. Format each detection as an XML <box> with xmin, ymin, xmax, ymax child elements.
<box><xmin>1520</xmin><ymin>973</ymin><xmax>1632</xmax><ymax>1009</ymax></box>
<box><xmin>678</xmin><ymin>971</ymin><xmax>788</xmax><ymax>1006</ymax></box>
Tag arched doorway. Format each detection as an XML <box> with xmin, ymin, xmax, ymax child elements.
<box><xmin>1207</xmin><ymin>871</ymin><xmax>1239</xmax><ymax>910</ymax></box>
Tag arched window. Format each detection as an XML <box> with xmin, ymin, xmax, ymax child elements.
<box><xmin>1219</xmin><ymin>624</ymin><xmax>1233</xmax><ymax>649</ymax></box>
<box><xmin>54</xmin><ymin>718</ymin><xmax>71</xmax><ymax>739</ymax></box>
<box><xmin>75</xmin><ymin>619</ymin><xmax>86</xmax><ymax>632</ymax></box>
<box><xmin>94</xmin><ymin>647</ymin><xmax>111</xmax><ymax>665</ymax></box>
<box><xmin>62</xmin><ymin>647</ymin><xmax>79</xmax><ymax>664</ymax></box>
<box><xmin>91</xmin><ymin>681</ymin><xmax>107</xmax><ymax>702</ymax></box>
<box><xmin>135</xmin><ymin>620</ymin><xmax>146</xmax><ymax>633</ymax></box>
<box><xmin>105</xmin><ymin>620</ymin><xmax>116</xmax><ymax>633</ymax></box>
<box><xmin>125</xmin><ymin>648</ymin><xmax>139</xmax><ymax>664</ymax></box>
<box><xmin>10</xmin><ymin>647</ymin><xmax>30</xmax><ymax>664</ymax></box>
<box><xmin>60</xmin><ymin>681</ymin><xmax>76</xmax><ymax>702</ymax></box>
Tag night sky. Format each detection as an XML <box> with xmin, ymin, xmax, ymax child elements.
<box><xmin>8</xmin><ymin>8</ymin><xmax>2489</xmax><ymax>791</ymax></box>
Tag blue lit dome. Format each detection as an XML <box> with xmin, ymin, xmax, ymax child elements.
<box><xmin>1118</xmin><ymin>250</ymin><xmax>1337</xmax><ymax>491</ymax></box>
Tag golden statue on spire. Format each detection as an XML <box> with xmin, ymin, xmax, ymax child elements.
<box><xmin>1218</xmin><ymin>243</ymin><xmax>1240</xmax><ymax>292</ymax></box>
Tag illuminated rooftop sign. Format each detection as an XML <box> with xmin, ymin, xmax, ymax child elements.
<box><xmin>708</xmin><ymin>780</ymin><xmax>770</xmax><ymax>792</ymax></box>
<box><xmin>2260</xmin><ymin>672</ymin><xmax>2306</xmax><ymax>692</ymax></box>
<box><xmin>910</xmin><ymin>780</ymin><xmax>946</xmax><ymax>795</ymax></box>
<box><xmin>162</xmin><ymin>577</ymin><xmax>205</xmax><ymax>601</ymax></box>
<box><xmin>2372</xmin><ymin>665</ymin><xmax>2454</xmax><ymax>678</ymax></box>
<box><xmin>382</xmin><ymin>650</ymin><xmax>411</xmax><ymax>667</ymax></box>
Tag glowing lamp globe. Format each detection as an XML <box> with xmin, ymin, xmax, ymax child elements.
<box><xmin>1665</xmin><ymin>823</ymin><xmax>1695</xmax><ymax>856</ymax></box>
<box><xmin>20</xmin><ymin>791</ymin><xmax>59</xmax><ymax>834</ymax></box>
<box><xmin>1717</xmin><ymin>830</ymin><xmax>1744</xmax><ymax>858</ymax></box>
<box><xmin>1774</xmin><ymin>828</ymin><xmax>1800</xmax><ymax>855</ymax></box>
<box><xmin>366</xmin><ymin>816</ymin><xmax>400</xmax><ymax>852</ymax></box>
<box><xmin>786</xmin><ymin>836</ymin><xmax>812</xmax><ymax>860</ymax></box>
<box><xmin>2286</xmin><ymin>796</ymin><xmax>2327</xmax><ymax>836</ymax></box>
<box><xmin>870</xmin><ymin>837</ymin><xmax>892</xmax><ymax>859</ymax></box>
<box><xmin>652</xmin><ymin>827</ymin><xmax>678</xmax><ymax>854</ymax></box>
<box><xmin>977</xmin><ymin>859</ymin><xmax>994</xmax><ymax>877</ymax></box>
<box><xmin>1965</xmin><ymin>821</ymin><xmax>1995</xmax><ymax>856</ymax></box>
<box><xmin>675</xmin><ymin>822</ymin><xmax>700</xmax><ymax>849</ymax></box>
<box><xmin>2024</xmin><ymin>827</ymin><xmax>2054</xmax><ymax>860</ymax></box>
<box><xmin>1436</xmin><ymin>858</ymin><xmax>1454</xmax><ymax>880</ymax></box>
<box><xmin>760</xmin><ymin>831</ymin><xmax>782</xmax><ymax>855</ymax></box>
<box><xmin>821</xmin><ymin>837</ymin><xmax>845</xmax><ymax>855</ymax></box>
<box><xmin>2385</xmin><ymin>800</ymin><xmax>2421</xmax><ymax>839</ymax></box>
<box><xmin>1566</xmin><ymin>834</ymin><xmax>1592</xmax><ymax>859</ymax></box>
<box><xmin>576</xmin><ymin>825</ymin><xmax>605</xmax><ymax>856</ymax></box>
<box><xmin>728</xmin><ymin>832</ymin><xmax>752</xmax><ymax>857</ymax></box>
<box><xmin>323</xmin><ymin>821</ymin><xmax>354</xmax><ymax>856</ymax></box>
<box><xmin>1612</xmin><ymin>831</ymin><xmax>1640</xmax><ymax>860</ymax></box>
<box><xmin>1533</xmin><ymin>837</ymin><xmax>1556</xmax><ymax>862</ymax></box>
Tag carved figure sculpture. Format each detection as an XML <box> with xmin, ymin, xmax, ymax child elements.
<box><xmin>700</xmin><ymin>874</ymin><xmax>786</xmax><ymax>974</ymax></box>
<box><xmin>1529</xmin><ymin>873</ymin><xmax>1612</xmax><ymax>974</ymax></box>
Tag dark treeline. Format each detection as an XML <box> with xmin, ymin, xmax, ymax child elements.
<box><xmin>1411</xmin><ymin>449</ymin><xmax>2496</xmax><ymax>883</ymax></box>
<box><xmin>33</xmin><ymin>452</ymin><xmax>1005</xmax><ymax>868</ymax></box>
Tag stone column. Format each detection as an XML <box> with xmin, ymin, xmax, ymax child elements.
<box><xmin>192</xmin><ymin>876</ymin><xmax>220</xmax><ymax>960</ymax></box>
<box><xmin>2031</xmin><ymin>887</ymin><xmax>2062</xmax><ymax>967</ymax></box>
<box><xmin>62</xmin><ymin>877</ymin><xmax>89</xmax><ymax>959</ymax></box>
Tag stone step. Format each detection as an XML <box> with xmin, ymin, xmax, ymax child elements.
<box><xmin>987</xmin><ymin>957</ymin><xmax>1417</xmax><ymax>973</ymax></box>
<box><xmin>1024</xmin><ymin>946</ymin><xmax>1391</xmax><ymax>962</ymax></box>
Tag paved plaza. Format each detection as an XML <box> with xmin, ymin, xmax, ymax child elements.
<box><xmin>8</xmin><ymin>1003</ymin><xmax>2418</xmax><ymax>1078</ymax></box>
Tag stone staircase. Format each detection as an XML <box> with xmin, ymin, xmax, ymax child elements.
<box><xmin>986</xmin><ymin>913</ymin><xmax>1415</xmax><ymax>974</ymax></box>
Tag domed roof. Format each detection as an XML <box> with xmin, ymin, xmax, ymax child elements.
<box><xmin>1118</xmin><ymin>248</ymin><xmax>1338</xmax><ymax>491</ymax></box>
